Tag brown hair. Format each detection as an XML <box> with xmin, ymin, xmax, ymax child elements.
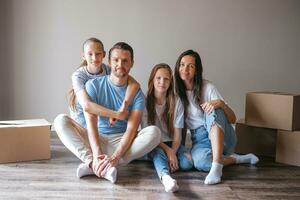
<box><xmin>68</xmin><ymin>38</ymin><xmax>104</xmax><ymax>111</ymax></box>
<box><xmin>146</xmin><ymin>63</ymin><xmax>175</xmax><ymax>135</ymax></box>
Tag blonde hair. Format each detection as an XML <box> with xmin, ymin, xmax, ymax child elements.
<box><xmin>68</xmin><ymin>38</ymin><xmax>104</xmax><ymax>111</ymax></box>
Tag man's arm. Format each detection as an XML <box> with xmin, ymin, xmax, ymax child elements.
<box><xmin>84</xmin><ymin>112</ymin><xmax>102</xmax><ymax>157</ymax></box>
<box><xmin>109</xmin><ymin>109</ymin><xmax>142</xmax><ymax>166</ymax></box>
<box><xmin>84</xmin><ymin>111</ymin><xmax>110</xmax><ymax>177</ymax></box>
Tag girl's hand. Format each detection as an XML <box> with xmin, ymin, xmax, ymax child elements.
<box><xmin>109</xmin><ymin>101</ymin><xmax>129</xmax><ymax>126</ymax></box>
<box><xmin>166</xmin><ymin>148</ymin><xmax>179</xmax><ymax>173</ymax></box>
<box><xmin>200</xmin><ymin>99</ymin><xmax>225</xmax><ymax>114</ymax></box>
<box><xmin>116</xmin><ymin>109</ymin><xmax>129</xmax><ymax>120</ymax></box>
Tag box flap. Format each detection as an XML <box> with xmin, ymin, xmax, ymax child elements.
<box><xmin>0</xmin><ymin>119</ymin><xmax>51</xmax><ymax>128</ymax></box>
<box><xmin>248</xmin><ymin>91</ymin><xmax>300</xmax><ymax>97</ymax></box>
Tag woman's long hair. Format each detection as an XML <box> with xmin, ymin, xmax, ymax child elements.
<box><xmin>146</xmin><ymin>63</ymin><xmax>175</xmax><ymax>135</ymax></box>
<box><xmin>68</xmin><ymin>38</ymin><xmax>104</xmax><ymax>111</ymax></box>
<box><xmin>174</xmin><ymin>49</ymin><xmax>203</xmax><ymax>122</ymax></box>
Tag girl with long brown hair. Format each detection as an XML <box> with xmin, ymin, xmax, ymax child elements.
<box><xmin>142</xmin><ymin>63</ymin><xmax>193</xmax><ymax>192</ymax></box>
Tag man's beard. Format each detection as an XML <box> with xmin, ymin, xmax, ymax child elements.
<box><xmin>112</xmin><ymin>70</ymin><xmax>127</xmax><ymax>78</ymax></box>
<box><xmin>112</xmin><ymin>67</ymin><xmax>129</xmax><ymax>78</ymax></box>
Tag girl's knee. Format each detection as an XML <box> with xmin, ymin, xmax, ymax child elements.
<box><xmin>149</xmin><ymin>147</ymin><xmax>166</xmax><ymax>159</ymax></box>
<box><xmin>180</xmin><ymin>152</ymin><xmax>194</xmax><ymax>170</ymax></box>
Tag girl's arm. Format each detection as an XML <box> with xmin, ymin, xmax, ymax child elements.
<box><xmin>201</xmin><ymin>99</ymin><xmax>236</xmax><ymax>123</ymax></box>
<box><xmin>108</xmin><ymin>75</ymin><xmax>139</xmax><ymax>125</ymax></box>
<box><xmin>159</xmin><ymin>142</ymin><xmax>179</xmax><ymax>171</ymax></box>
<box><xmin>125</xmin><ymin>75</ymin><xmax>140</xmax><ymax>106</ymax></box>
<box><xmin>171</xmin><ymin>128</ymin><xmax>182</xmax><ymax>153</ymax></box>
<box><xmin>77</xmin><ymin>89</ymin><xmax>128</xmax><ymax>120</ymax></box>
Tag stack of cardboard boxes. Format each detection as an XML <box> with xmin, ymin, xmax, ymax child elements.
<box><xmin>235</xmin><ymin>92</ymin><xmax>300</xmax><ymax>167</ymax></box>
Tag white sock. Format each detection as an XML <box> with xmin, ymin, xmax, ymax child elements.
<box><xmin>231</xmin><ymin>153</ymin><xmax>259</xmax><ymax>165</ymax></box>
<box><xmin>204</xmin><ymin>162</ymin><xmax>223</xmax><ymax>185</ymax></box>
<box><xmin>76</xmin><ymin>163</ymin><xmax>94</xmax><ymax>178</ymax></box>
<box><xmin>161</xmin><ymin>174</ymin><xmax>179</xmax><ymax>193</ymax></box>
<box><xmin>103</xmin><ymin>167</ymin><xmax>117</xmax><ymax>184</ymax></box>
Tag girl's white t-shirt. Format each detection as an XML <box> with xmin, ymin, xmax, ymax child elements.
<box><xmin>141</xmin><ymin>97</ymin><xmax>184</xmax><ymax>142</ymax></box>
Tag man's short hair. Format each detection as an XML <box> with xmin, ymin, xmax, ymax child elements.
<box><xmin>108</xmin><ymin>42</ymin><xmax>134</xmax><ymax>62</ymax></box>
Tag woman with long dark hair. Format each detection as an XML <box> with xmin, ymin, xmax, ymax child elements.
<box><xmin>174</xmin><ymin>50</ymin><xmax>258</xmax><ymax>185</ymax></box>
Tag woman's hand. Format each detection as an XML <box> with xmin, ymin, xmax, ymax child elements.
<box><xmin>165</xmin><ymin>148</ymin><xmax>179</xmax><ymax>173</ymax></box>
<box><xmin>200</xmin><ymin>99</ymin><xmax>225</xmax><ymax>113</ymax></box>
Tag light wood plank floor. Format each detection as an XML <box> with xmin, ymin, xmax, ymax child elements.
<box><xmin>0</xmin><ymin>132</ymin><xmax>300</xmax><ymax>199</ymax></box>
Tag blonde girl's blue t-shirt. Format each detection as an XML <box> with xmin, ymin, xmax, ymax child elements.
<box><xmin>85</xmin><ymin>75</ymin><xmax>145</xmax><ymax>134</ymax></box>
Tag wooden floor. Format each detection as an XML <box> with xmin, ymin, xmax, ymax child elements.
<box><xmin>1</xmin><ymin>132</ymin><xmax>300</xmax><ymax>200</ymax></box>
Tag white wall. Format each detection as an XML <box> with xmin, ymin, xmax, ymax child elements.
<box><xmin>1</xmin><ymin>0</ymin><xmax>300</xmax><ymax>122</ymax></box>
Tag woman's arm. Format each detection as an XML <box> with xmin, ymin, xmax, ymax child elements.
<box><xmin>77</xmin><ymin>89</ymin><xmax>128</xmax><ymax>120</ymax></box>
<box><xmin>221</xmin><ymin>102</ymin><xmax>236</xmax><ymax>124</ymax></box>
<box><xmin>201</xmin><ymin>99</ymin><xmax>236</xmax><ymax>124</ymax></box>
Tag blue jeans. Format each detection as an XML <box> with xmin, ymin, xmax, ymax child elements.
<box><xmin>191</xmin><ymin>108</ymin><xmax>237</xmax><ymax>172</ymax></box>
<box><xmin>148</xmin><ymin>142</ymin><xmax>193</xmax><ymax>179</ymax></box>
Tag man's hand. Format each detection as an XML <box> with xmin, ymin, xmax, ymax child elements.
<box><xmin>92</xmin><ymin>154</ymin><xmax>110</xmax><ymax>177</ymax></box>
<box><xmin>165</xmin><ymin>148</ymin><xmax>179</xmax><ymax>173</ymax></box>
<box><xmin>108</xmin><ymin>154</ymin><xmax>121</xmax><ymax>168</ymax></box>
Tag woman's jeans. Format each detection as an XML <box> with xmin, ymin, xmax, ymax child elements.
<box><xmin>148</xmin><ymin>142</ymin><xmax>193</xmax><ymax>179</ymax></box>
<box><xmin>191</xmin><ymin>108</ymin><xmax>237</xmax><ymax>172</ymax></box>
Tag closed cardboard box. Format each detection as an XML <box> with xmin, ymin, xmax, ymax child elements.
<box><xmin>276</xmin><ymin>130</ymin><xmax>300</xmax><ymax>167</ymax></box>
<box><xmin>0</xmin><ymin>119</ymin><xmax>51</xmax><ymax>164</ymax></box>
<box><xmin>235</xmin><ymin>119</ymin><xmax>277</xmax><ymax>157</ymax></box>
<box><xmin>245</xmin><ymin>92</ymin><xmax>300</xmax><ymax>131</ymax></box>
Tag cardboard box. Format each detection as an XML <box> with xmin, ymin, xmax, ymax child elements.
<box><xmin>0</xmin><ymin>119</ymin><xmax>51</xmax><ymax>163</ymax></box>
<box><xmin>245</xmin><ymin>92</ymin><xmax>300</xmax><ymax>131</ymax></box>
<box><xmin>276</xmin><ymin>130</ymin><xmax>300</xmax><ymax>167</ymax></box>
<box><xmin>235</xmin><ymin>119</ymin><xmax>277</xmax><ymax>157</ymax></box>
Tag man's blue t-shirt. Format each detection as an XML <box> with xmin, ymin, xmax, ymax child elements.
<box><xmin>85</xmin><ymin>75</ymin><xmax>145</xmax><ymax>134</ymax></box>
